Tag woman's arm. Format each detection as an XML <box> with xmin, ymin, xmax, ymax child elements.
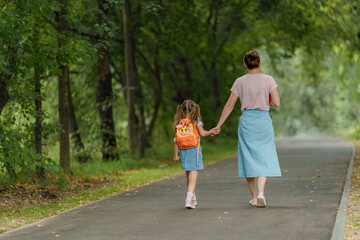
<box><xmin>270</xmin><ymin>88</ymin><xmax>280</xmax><ymax>107</ymax></box>
<box><xmin>197</xmin><ymin>125</ymin><xmax>216</xmax><ymax>137</ymax></box>
<box><xmin>213</xmin><ymin>93</ymin><xmax>238</xmax><ymax>133</ymax></box>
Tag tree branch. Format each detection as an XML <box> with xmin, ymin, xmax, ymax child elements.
<box><xmin>138</xmin><ymin>50</ymin><xmax>157</xmax><ymax>77</ymax></box>
<box><xmin>1</xmin><ymin>0</ymin><xmax>14</xmax><ymax>9</ymax></box>
<box><xmin>147</xmin><ymin>50</ymin><xmax>162</xmax><ymax>139</ymax></box>
<box><xmin>216</xmin><ymin>23</ymin><xmax>232</xmax><ymax>56</ymax></box>
<box><xmin>40</xmin><ymin>12</ymin><xmax>58</xmax><ymax>30</ymax></box>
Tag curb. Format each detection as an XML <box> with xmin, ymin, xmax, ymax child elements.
<box><xmin>330</xmin><ymin>140</ymin><xmax>356</xmax><ymax>240</ymax></box>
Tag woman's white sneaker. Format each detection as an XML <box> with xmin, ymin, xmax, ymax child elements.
<box><xmin>249</xmin><ymin>198</ymin><xmax>257</xmax><ymax>206</ymax></box>
<box><xmin>256</xmin><ymin>193</ymin><xmax>266</xmax><ymax>208</ymax></box>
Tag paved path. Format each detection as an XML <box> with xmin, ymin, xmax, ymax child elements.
<box><xmin>0</xmin><ymin>138</ymin><xmax>354</xmax><ymax>240</ymax></box>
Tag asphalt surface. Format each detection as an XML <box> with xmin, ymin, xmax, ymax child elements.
<box><xmin>0</xmin><ymin>138</ymin><xmax>354</xmax><ymax>240</ymax></box>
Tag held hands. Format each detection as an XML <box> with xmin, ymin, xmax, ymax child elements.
<box><xmin>209</xmin><ymin>129</ymin><xmax>217</xmax><ymax>136</ymax></box>
<box><xmin>210</xmin><ymin>126</ymin><xmax>221</xmax><ymax>137</ymax></box>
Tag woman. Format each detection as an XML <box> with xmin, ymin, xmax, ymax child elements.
<box><xmin>212</xmin><ymin>50</ymin><xmax>282</xmax><ymax>208</ymax></box>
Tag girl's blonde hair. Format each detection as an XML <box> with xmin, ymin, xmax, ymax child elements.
<box><xmin>173</xmin><ymin>100</ymin><xmax>202</xmax><ymax>131</ymax></box>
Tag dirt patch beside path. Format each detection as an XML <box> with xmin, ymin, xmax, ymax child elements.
<box><xmin>0</xmin><ymin>174</ymin><xmax>112</xmax><ymax>233</ymax></box>
<box><xmin>344</xmin><ymin>140</ymin><xmax>360</xmax><ymax>240</ymax></box>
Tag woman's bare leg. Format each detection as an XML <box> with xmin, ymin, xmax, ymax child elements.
<box><xmin>257</xmin><ymin>177</ymin><xmax>267</xmax><ymax>195</ymax></box>
<box><xmin>246</xmin><ymin>177</ymin><xmax>257</xmax><ymax>199</ymax></box>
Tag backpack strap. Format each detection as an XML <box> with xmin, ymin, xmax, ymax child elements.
<box><xmin>196</xmin><ymin>144</ymin><xmax>199</xmax><ymax>166</ymax></box>
<box><xmin>193</xmin><ymin>122</ymin><xmax>200</xmax><ymax>166</ymax></box>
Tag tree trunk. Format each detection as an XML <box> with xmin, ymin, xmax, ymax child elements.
<box><xmin>96</xmin><ymin>47</ymin><xmax>118</xmax><ymax>161</ymax></box>
<box><xmin>211</xmin><ymin>61</ymin><xmax>221</xmax><ymax>108</ymax></box>
<box><xmin>138</xmin><ymin>48</ymin><xmax>163</xmax><ymax>154</ymax></box>
<box><xmin>177</xmin><ymin>58</ymin><xmax>193</xmax><ymax>100</ymax></box>
<box><xmin>147</xmin><ymin>54</ymin><xmax>162</xmax><ymax>141</ymax></box>
<box><xmin>57</xmin><ymin>1</ymin><xmax>71</xmax><ymax>174</ymax></box>
<box><xmin>123</xmin><ymin>0</ymin><xmax>137</xmax><ymax>156</ymax></box>
<box><xmin>33</xmin><ymin>17</ymin><xmax>45</xmax><ymax>179</ymax></box>
<box><xmin>97</xmin><ymin>0</ymin><xmax>118</xmax><ymax>161</ymax></box>
<box><xmin>58</xmin><ymin>65</ymin><xmax>71</xmax><ymax>173</ymax></box>
<box><xmin>0</xmin><ymin>81</ymin><xmax>9</xmax><ymax>115</ymax></box>
<box><xmin>210</xmin><ymin>7</ymin><xmax>221</xmax><ymax>108</ymax></box>
<box><xmin>68</xmin><ymin>79</ymin><xmax>90</xmax><ymax>163</ymax></box>
<box><xmin>34</xmin><ymin>54</ymin><xmax>45</xmax><ymax>178</ymax></box>
<box><xmin>136</xmin><ymin>102</ymin><xmax>146</xmax><ymax>158</ymax></box>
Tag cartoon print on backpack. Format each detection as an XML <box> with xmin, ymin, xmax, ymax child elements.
<box><xmin>178</xmin><ymin>123</ymin><xmax>190</xmax><ymax>136</ymax></box>
<box><xmin>176</xmin><ymin>119</ymin><xmax>199</xmax><ymax>150</ymax></box>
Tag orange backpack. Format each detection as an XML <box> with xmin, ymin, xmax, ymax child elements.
<box><xmin>175</xmin><ymin>118</ymin><xmax>201</xmax><ymax>166</ymax></box>
<box><xmin>175</xmin><ymin>118</ymin><xmax>199</xmax><ymax>149</ymax></box>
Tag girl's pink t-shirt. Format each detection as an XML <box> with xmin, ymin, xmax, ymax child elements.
<box><xmin>230</xmin><ymin>73</ymin><xmax>278</xmax><ymax>112</ymax></box>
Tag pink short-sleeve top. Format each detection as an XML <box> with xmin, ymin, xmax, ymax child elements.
<box><xmin>230</xmin><ymin>73</ymin><xmax>278</xmax><ymax>112</ymax></box>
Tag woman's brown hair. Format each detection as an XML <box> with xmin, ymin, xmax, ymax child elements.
<box><xmin>243</xmin><ymin>50</ymin><xmax>260</xmax><ymax>69</ymax></box>
<box><xmin>173</xmin><ymin>100</ymin><xmax>202</xmax><ymax>131</ymax></box>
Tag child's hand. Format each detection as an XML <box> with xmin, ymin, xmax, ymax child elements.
<box><xmin>173</xmin><ymin>155</ymin><xmax>179</xmax><ymax>163</ymax></box>
<box><xmin>209</xmin><ymin>129</ymin><xmax>217</xmax><ymax>136</ymax></box>
<box><xmin>210</xmin><ymin>127</ymin><xmax>220</xmax><ymax>136</ymax></box>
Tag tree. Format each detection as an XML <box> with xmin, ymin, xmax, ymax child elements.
<box><xmin>0</xmin><ymin>81</ymin><xmax>10</xmax><ymax>115</ymax></box>
<box><xmin>96</xmin><ymin>0</ymin><xmax>118</xmax><ymax>161</ymax></box>
<box><xmin>56</xmin><ymin>0</ymin><xmax>71</xmax><ymax>174</ymax></box>
<box><xmin>68</xmin><ymin>80</ymin><xmax>90</xmax><ymax>163</ymax></box>
<box><xmin>123</xmin><ymin>0</ymin><xmax>137</xmax><ymax>156</ymax></box>
<box><xmin>33</xmin><ymin>16</ymin><xmax>45</xmax><ymax>178</ymax></box>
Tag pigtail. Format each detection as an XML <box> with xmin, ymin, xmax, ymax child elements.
<box><xmin>196</xmin><ymin>104</ymin><xmax>202</xmax><ymax>125</ymax></box>
<box><xmin>188</xmin><ymin>102</ymin><xmax>202</xmax><ymax>125</ymax></box>
<box><xmin>173</xmin><ymin>105</ymin><xmax>182</xmax><ymax>132</ymax></box>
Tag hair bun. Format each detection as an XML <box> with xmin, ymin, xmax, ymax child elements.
<box><xmin>244</xmin><ymin>50</ymin><xmax>260</xmax><ymax>70</ymax></box>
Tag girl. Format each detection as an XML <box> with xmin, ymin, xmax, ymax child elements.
<box><xmin>173</xmin><ymin>100</ymin><xmax>216</xmax><ymax>209</ymax></box>
<box><xmin>212</xmin><ymin>50</ymin><xmax>282</xmax><ymax>207</ymax></box>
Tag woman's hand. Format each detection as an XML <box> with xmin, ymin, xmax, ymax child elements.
<box><xmin>270</xmin><ymin>88</ymin><xmax>280</xmax><ymax>107</ymax></box>
<box><xmin>209</xmin><ymin>129</ymin><xmax>217</xmax><ymax>136</ymax></box>
<box><xmin>210</xmin><ymin>126</ymin><xmax>221</xmax><ymax>136</ymax></box>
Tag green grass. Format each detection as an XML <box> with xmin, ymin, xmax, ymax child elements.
<box><xmin>0</xmin><ymin>137</ymin><xmax>237</xmax><ymax>231</ymax></box>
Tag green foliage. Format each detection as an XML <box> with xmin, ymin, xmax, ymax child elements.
<box><xmin>0</xmin><ymin>118</ymin><xmax>60</xmax><ymax>184</ymax></box>
<box><xmin>0</xmin><ymin>0</ymin><xmax>359</xmax><ymax>184</ymax></box>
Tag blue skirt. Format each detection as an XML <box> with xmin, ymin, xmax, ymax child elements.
<box><xmin>238</xmin><ymin>110</ymin><xmax>282</xmax><ymax>178</ymax></box>
<box><xmin>180</xmin><ymin>146</ymin><xmax>204</xmax><ymax>171</ymax></box>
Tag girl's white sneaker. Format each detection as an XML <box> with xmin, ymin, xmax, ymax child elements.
<box><xmin>191</xmin><ymin>194</ymin><xmax>198</xmax><ymax>206</ymax></box>
<box><xmin>185</xmin><ymin>201</ymin><xmax>196</xmax><ymax>209</ymax></box>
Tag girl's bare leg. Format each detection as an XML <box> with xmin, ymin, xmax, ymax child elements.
<box><xmin>187</xmin><ymin>171</ymin><xmax>199</xmax><ymax>193</ymax></box>
<box><xmin>186</xmin><ymin>171</ymin><xmax>190</xmax><ymax>187</ymax></box>
<box><xmin>246</xmin><ymin>177</ymin><xmax>257</xmax><ymax>199</ymax></box>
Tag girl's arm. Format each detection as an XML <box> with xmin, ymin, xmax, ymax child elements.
<box><xmin>173</xmin><ymin>141</ymin><xmax>179</xmax><ymax>162</ymax></box>
<box><xmin>214</xmin><ymin>93</ymin><xmax>238</xmax><ymax>133</ymax></box>
<box><xmin>270</xmin><ymin>88</ymin><xmax>280</xmax><ymax>107</ymax></box>
<box><xmin>197</xmin><ymin>125</ymin><xmax>216</xmax><ymax>137</ymax></box>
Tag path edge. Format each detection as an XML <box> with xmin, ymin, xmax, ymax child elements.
<box><xmin>330</xmin><ymin>140</ymin><xmax>356</xmax><ymax>240</ymax></box>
